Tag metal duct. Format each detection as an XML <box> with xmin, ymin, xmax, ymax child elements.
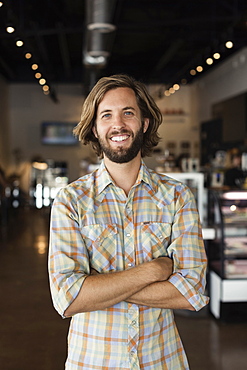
<box><xmin>86</xmin><ymin>0</ymin><xmax>117</xmax><ymax>32</ymax></box>
<box><xmin>84</xmin><ymin>0</ymin><xmax>117</xmax><ymax>66</ymax></box>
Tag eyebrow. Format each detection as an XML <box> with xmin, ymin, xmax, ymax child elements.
<box><xmin>98</xmin><ymin>106</ymin><xmax>136</xmax><ymax>115</ymax></box>
<box><xmin>123</xmin><ymin>106</ymin><xmax>136</xmax><ymax>111</ymax></box>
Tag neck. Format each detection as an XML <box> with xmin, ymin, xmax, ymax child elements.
<box><xmin>103</xmin><ymin>154</ymin><xmax>142</xmax><ymax>195</ymax></box>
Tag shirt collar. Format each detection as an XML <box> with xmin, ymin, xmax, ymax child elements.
<box><xmin>96</xmin><ymin>159</ymin><xmax>156</xmax><ymax>195</ymax></box>
<box><xmin>96</xmin><ymin>160</ymin><xmax>114</xmax><ymax>195</ymax></box>
<box><xmin>136</xmin><ymin>160</ymin><xmax>156</xmax><ymax>192</ymax></box>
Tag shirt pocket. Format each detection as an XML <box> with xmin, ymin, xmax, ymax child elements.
<box><xmin>81</xmin><ymin>224</ymin><xmax>118</xmax><ymax>272</ymax></box>
<box><xmin>141</xmin><ymin>222</ymin><xmax>172</xmax><ymax>260</ymax></box>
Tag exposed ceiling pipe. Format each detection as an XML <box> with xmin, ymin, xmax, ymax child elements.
<box><xmin>86</xmin><ymin>0</ymin><xmax>117</xmax><ymax>32</ymax></box>
<box><xmin>83</xmin><ymin>0</ymin><xmax>117</xmax><ymax>67</ymax></box>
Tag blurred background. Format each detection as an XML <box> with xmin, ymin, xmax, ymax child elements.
<box><xmin>0</xmin><ymin>1</ymin><xmax>247</xmax><ymax>369</ymax></box>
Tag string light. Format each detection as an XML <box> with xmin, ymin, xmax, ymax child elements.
<box><xmin>169</xmin><ymin>87</ymin><xmax>175</xmax><ymax>94</ymax></box>
<box><xmin>164</xmin><ymin>36</ymin><xmax>235</xmax><ymax>98</ymax></box>
<box><xmin>173</xmin><ymin>84</ymin><xmax>180</xmax><ymax>91</ymax></box>
<box><xmin>225</xmin><ymin>40</ymin><xmax>233</xmax><ymax>49</ymax></box>
<box><xmin>6</xmin><ymin>25</ymin><xmax>15</xmax><ymax>33</ymax></box>
<box><xmin>16</xmin><ymin>40</ymin><xmax>24</xmax><ymax>47</ymax></box>
<box><xmin>213</xmin><ymin>52</ymin><xmax>221</xmax><ymax>59</ymax></box>
<box><xmin>206</xmin><ymin>57</ymin><xmax>213</xmax><ymax>65</ymax></box>
<box><xmin>3</xmin><ymin>18</ymin><xmax>54</xmax><ymax>100</ymax></box>
<box><xmin>39</xmin><ymin>78</ymin><xmax>46</xmax><ymax>85</ymax></box>
<box><xmin>31</xmin><ymin>63</ymin><xmax>39</xmax><ymax>70</ymax></box>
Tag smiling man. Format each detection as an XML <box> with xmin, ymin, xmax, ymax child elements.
<box><xmin>92</xmin><ymin>87</ymin><xmax>149</xmax><ymax>165</ymax></box>
<box><xmin>48</xmin><ymin>74</ymin><xmax>209</xmax><ymax>370</ymax></box>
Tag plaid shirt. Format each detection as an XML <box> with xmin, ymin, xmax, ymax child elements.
<box><xmin>48</xmin><ymin>160</ymin><xmax>209</xmax><ymax>370</ymax></box>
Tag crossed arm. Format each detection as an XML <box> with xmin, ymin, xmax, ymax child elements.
<box><xmin>64</xmin><ymin>257</ymin><xmax>194</xmax><ymax>317</ymax></box>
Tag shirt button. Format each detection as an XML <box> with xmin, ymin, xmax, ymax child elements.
<box><xmin>126</xmin><ymin>233</ymin><xmax>131</xmax><ymax>237</ymax></box>
<box><xmin>132</xmin><ymin>320</ymin><xmax>136</xmax><ymax>326</ymax></box>
<box><xmin>128</xmin><ymin>263</ymin><xmax>133</xmax><ymax>267</ymax></box>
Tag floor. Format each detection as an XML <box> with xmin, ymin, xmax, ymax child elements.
<box><xmin>0</xmin><ymin>207</ymin><xmax>247</xmax><ymax>370</ymax></box>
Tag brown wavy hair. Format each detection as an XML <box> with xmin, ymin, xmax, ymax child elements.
<box><xmin>73</xmin><ymin>74</ymin><xmax>162</xmax><ymax>158</ymax></box>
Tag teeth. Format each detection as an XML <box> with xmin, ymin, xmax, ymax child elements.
<box><xmin>111</xmin><ymin>135</ymin><xmax>129</xmax><ymax>142</ymax></box>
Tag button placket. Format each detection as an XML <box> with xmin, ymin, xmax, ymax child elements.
<box><xmin>124</xmin><ymin>223</ymin><xmax>135</xmax><ymax>268</ymax></box>
<box><xmin>128</xmin><ymin>304</ymin><xmax>139</xmax><ymax>367</ymax></box>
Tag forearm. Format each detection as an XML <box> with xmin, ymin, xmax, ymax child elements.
<box><xmin>126</xmin><ymin>280</ymin><xmax>195</xmax><ymax>311</ymax></box>
<box><xmin>64</xmin><ymin>257</ymin><xmax>172</xmax><ymax>316</ymax></box>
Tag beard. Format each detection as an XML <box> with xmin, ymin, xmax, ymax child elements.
<box><xmin>97</xmin><ymin>126</ymin><xmax>145</xmax><ymax>164</ymax></box>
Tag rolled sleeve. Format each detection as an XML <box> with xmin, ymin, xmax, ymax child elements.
<box><xmin>167</xmin><ymin>186</ymin><xmax>209</xmax><ymax>311</ymax></box>
<box><xmin>48</xmin><ymin>188</ymin><xmax>89</xmax><ymax>318</ymax></box>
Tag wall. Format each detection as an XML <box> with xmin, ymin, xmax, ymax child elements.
<box><xmin>155</xmin><ymin>84</ymin><xmax>200</xmax><ymax>157</ymax></box>
<box><xmin>8</xmin><ymin>83</ymin><xmax>96</xmax><ymax>185</ymax></box>
<box><xmin>6</xmin><ymin>47</ymin><xmax>247</xmax><ymax>189</ymax></box>
<box><xmin>195</xmin><ymin>47</ymin><xmax>247</xmax><ymax>125</ymax></box>
<box><xmin>8</xmin><ymin>81</ymin><xmax>199</xmax><ymax>182</ymax></box>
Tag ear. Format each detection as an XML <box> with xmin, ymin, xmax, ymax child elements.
<box><xmin>143</xmin><ymin>118</ymin><xmax>149</xmax><ymax>133</ymax></box>
<box><xmin>92</xmin><ymin>125</ymin><xmax>98</xmax><ymax>138</ymax></box>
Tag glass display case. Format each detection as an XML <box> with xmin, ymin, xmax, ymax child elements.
<box><xmin>208</xmin><ymin>190</ymin><xmax>247</xmax><ymax>320</ymax></box>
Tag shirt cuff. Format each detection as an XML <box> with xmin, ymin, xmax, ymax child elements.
<box><xmin>168</xmin><ymin>272</ymin><xmax>209</xmax><ymax>311</ymax></box>
<box><xmin>51</xmin><ymin>275</ymin><xmax>88</xmax><ymax>318</ymax></box>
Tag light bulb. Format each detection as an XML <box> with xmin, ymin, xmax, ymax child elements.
<box><xmin>16</xmin><ymin>40</ymin><xmax>24</xmax><ymax>47</ymax></box>
<box><xmin>225</xmin><ymin>41</ymin><xmax>233</xmax><ymax>49</ymax></box>
<box><xmin>6</xmin><ymin>25</ymin><xmax>15</xmax><ymax>33</ymax></box>
<box><xmin>206</xmin><ymin>58</ymin><xmax>213</xmax><ymax>65</ymax></box>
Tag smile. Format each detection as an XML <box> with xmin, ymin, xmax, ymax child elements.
<box><xmin>110</xmin><ymin>135</ymin><xmax>130</xmax><ymax>142</ymax></box>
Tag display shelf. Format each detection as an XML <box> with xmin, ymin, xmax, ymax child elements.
<box><xmin>224</xmin><ymin>237</ymin><xmax>247</xmax><ymax>258</ymax></box>
<box><xmin>208</xmin><ymin>190</ymin><xmax>247</xmax><ymax>320</ymax></box>
<box><xmin>210</xmin><ymin>270</ymin><xmax>247</xmax><ymax>319</ymax></box>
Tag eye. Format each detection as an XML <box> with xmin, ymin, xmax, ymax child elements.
<box><xmin>124</xmin><ymin>111</ymin><xmax>134</xmax><ymax>116</ymax></box>
<box><xmin>102</xmin><ymin>113</ymin><xmax>111</xmax><ymax>119</ymax></box>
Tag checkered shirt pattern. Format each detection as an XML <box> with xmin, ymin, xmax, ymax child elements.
<box><xmin>48</xmin><ymin>160</ymin><xmax>209</xmax><ymax>369</ymax></box>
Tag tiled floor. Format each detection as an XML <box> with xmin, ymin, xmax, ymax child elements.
<box><xmin>0</xmin><ymin>207</ymin><xmax>247</xmax><ymax>370</ymax></box>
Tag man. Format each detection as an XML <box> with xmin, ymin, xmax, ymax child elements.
<box><xmin>48</xmin><ymin>74</ymin><xmax>209</xmax><ymax>369</ymax></box>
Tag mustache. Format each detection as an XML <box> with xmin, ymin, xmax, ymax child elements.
<box><xmin>109</xmin><ymin>129</ymin><xmax>132</xmax><ymax>136</ymax></box>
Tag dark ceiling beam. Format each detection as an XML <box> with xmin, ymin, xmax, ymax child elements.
<box><xmin>152</xmin><ymin>39</ymin><xmax>184</xmax><ymax>74</ymax></box>
<box><xmin>116</xmin><ymin>15</ymin><xmax>244</xmax><ymax>31</ymax></box>
<box><xmin>30</xmin><ymin>21</ymin><xmax>54</xmax><ymax>78</ymax></box>
<box><xmin>0</xmin><ymin>26</ymin><xmax>84</xmax><ymax>39</ymax></box>
<box><xmin>0</xmin><ymin>13</ymin><xmax>239</xmax><ymax>41</ymax></box>
<box><xmin>56</xmin><ymin>22</ymin><xmax>72</xmax><ymax>79</ymax></box>
<box><xmin>219</xmin><ymin>0</ymin><xmax>243</xmax><ymax>14</ymax></box>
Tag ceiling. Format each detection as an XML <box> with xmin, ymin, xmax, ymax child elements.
<box><xmin>0</xmin><ymin>0</ymin><xmax>247</xmax><ymax>97</ymax></box>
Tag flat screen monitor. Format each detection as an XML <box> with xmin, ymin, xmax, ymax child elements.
<box><xmin>41</xmin><ymin>122</ymin><xmax>78</xmax><ymax>145</ymax></box>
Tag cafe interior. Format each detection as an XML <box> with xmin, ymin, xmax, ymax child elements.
<box><xmin>0</xmin><ymin>1</ymin><xmax>247</xmax><ymax>369</ymax></box>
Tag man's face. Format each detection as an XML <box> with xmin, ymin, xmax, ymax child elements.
<box><xmin>93</xmin><ymin>87</ymin><xmax>149</xmax><ymax>163</ymax></box>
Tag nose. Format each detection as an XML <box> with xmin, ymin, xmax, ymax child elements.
<box><xmin>112</xmin><ymin>113</ymin><xmax>126</xmax><ymax>129</ymax></box>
